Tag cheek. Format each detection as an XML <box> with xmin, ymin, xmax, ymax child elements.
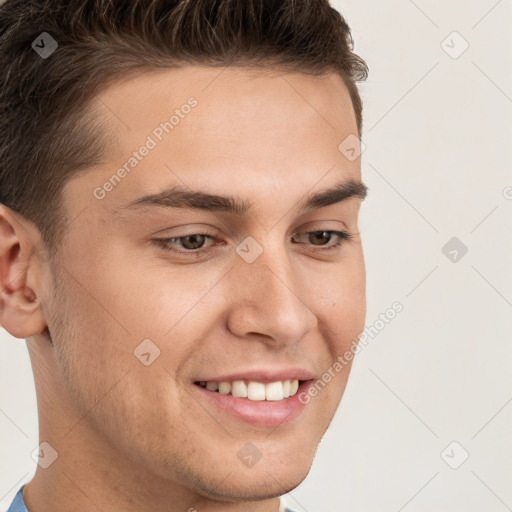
<box><xmin>321</xmin><ymin>251</ymin><xmax>366</xmax><ymax>350</ymax></box>
<box><xmin>91</xmin><ymin>244</ymin><xmax>226</xmax><ymax>340</ymax></box>
<box><xmin>49</xmin><ymin>276</ymin><xmax>185</xmax><ymax>439</ymax></box>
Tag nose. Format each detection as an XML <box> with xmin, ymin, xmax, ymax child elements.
<box><xmin>226</xmin><ymin>242</ymin><xmax>317</xmax><ymax>349</ymax></box>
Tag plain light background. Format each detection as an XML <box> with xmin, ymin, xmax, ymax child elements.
<box><xmin>1</xmin><ymin>1</ymin><xmax>511</xmax><ymax>511</ymax></box>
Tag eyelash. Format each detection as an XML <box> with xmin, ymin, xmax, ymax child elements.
<box><xmin>151</xmin><ymin>230</ymin><xmax>353</xmax><ymax>258</ymax></box>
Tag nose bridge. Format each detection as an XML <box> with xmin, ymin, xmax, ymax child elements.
<box><xmin>226</xmin><ymin>238</ymin><xmax>317</xmax><ymax>344</ymax></box>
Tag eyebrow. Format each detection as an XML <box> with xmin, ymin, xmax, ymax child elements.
<box><xmin>114</xmin><ymin>179</ymin><xmax>368</xmax><ymax>218</ymax></box>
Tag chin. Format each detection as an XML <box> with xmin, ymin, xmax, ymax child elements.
<box><xmin>168</xmin><ymin>442</ymin><xmax>314</xmax><ymax>503</ymax></box>
<box><xmin>197</xmin><ymin>466</ymin><xmax>311</xmax><ymax>503</ymax></box>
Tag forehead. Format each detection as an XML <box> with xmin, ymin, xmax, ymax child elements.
<box><xmin>93</xmin><ymin>64</ymin><xmax>357</xmax><ymax>158</ymax></box>
<box><xmin>63</xmin><ymin>65</ymin><xmax>361</xmax><ymax>220</ymax></box>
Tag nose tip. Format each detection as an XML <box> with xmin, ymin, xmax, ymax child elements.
<box><xmin>226</xmin><ymin>260</ymin><xmax>317</xmax><ymax>347</ymax></box>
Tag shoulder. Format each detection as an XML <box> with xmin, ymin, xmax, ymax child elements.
<box><xmin>279</xmin><ymin>498</ymin><xmax>299</xmax><ymax>512</ymax></box>
<box><xmin>4</xmin><ymin>484</ymin><xmax>28</xmax><ymax>512</ymax></box>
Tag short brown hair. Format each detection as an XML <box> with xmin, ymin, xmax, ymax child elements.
<box><xmin>0</xmin><ymin>0</ymin><xmax>368</xmax><ymax>254</ymax></box>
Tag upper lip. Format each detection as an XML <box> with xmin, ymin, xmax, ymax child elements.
<box><xmin>194</xmin><ymin>368</ymin><xmax>315</xmax><ymax>383</ymax></box>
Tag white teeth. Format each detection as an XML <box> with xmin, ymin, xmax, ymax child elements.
<box><xmin>206</xmin><ymin>381</ymin><xmax>219</xmax><ymax>391</ymax></box>
<box><xmin>218</xmin><ymin>381</ymin><xmax>231</xmax><ymax>394</ymax></box>
<box><xmin>265</xmin><ymin>381</ymin><xmax>284</xmax><ymax>401</ymax></box>
<box><xmin>282</xmin><ymin>380</ymin><xmax>291</xmax><ymax>398</ymax></box>
<box><xmin>231</xmin><ymin>380</ymin><xmax>248</xmax><ymax>398</ymax></box>
<box><xmin>247</xmin><ymin>381</ymin><xmax>266</xmax><ymax>401</ymax></box>
<box><xmin>201</xmin><ymin>379</ymin><xmax>301</xmax><ymax>401</ymax></box>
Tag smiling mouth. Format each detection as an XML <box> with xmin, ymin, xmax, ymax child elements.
<box><xmin>194</xmin><ymin>379</ymin><xmax>304</xmax><ymax>401</ymax></box>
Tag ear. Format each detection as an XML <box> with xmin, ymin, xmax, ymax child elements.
<box><xmin>0</xmin><ymin>205</ymin><xmax>48</xmax><ymax>339</ymax></box>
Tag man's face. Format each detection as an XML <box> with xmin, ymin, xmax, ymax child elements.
<box><xmin>39</xmin><ymin>66</ymin><xmax>366</xmax><ymax>501</ymax></box>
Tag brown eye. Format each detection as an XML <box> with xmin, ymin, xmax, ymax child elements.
<box><xmin>291</xmin><ymin>230</ymin><xmax>352</xmax><ymax>250</ymax></box>
<box><xmin>308</xmin><ymin>231</ymin><xmax>334</xmax><ymax>246</ymax></box>
<box><xmin>151</xmin><ymin>231</ymin><xmax>219</xmax><ymax>257</ymax></box>
<box><xmin>176</xmin><ymin>234</ymin><xmax>208</xmax><ymax>250</ymax></box>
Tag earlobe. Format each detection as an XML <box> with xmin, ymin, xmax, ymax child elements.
<box><xmin>0</xmin><ymin>205</ymin><xmax>48</xmax><ymax>339</ymax></box>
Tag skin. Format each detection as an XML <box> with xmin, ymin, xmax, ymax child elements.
<box><xmin>0</xmin><ymin>66</ymin><xmax>366</xmax><ymax>512</ymax></box>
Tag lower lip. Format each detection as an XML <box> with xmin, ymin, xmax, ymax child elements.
<box><xmin>191</xmin><ymin>381</ymin><xmax>314</xmax><ymax>428</ymax></box>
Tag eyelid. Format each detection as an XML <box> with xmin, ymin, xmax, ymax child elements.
<box><xmin>151</xmin><ymin>228</ymin><xmax>352</xmax><ymax>257</ymax></box>
<box><xmin>153</xmin><ymin>224</ymin><xmax>219</xmax><ymax>238</ymax></box>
